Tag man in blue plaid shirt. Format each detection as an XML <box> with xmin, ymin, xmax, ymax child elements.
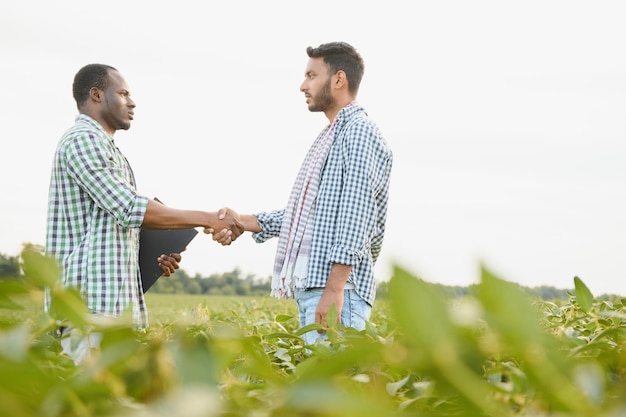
<box><xmin>46</xmin><ymin>64</ymin><xmax>244</xmax><ymax>364</ymax></box>
<box><xmin>222</xmin><ymin>42</ymin><xmax>393</xmax><ymax>345</ymax></box>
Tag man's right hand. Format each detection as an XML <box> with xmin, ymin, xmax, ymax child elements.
<box><xmin>204</xmin><ymin>207</ymin><xmax>243</xmax><ymax>245</ymax></box>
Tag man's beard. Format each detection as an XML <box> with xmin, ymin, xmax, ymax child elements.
<box><xmin>113</xmin><ymin>116</ymin><xmax>131</xmax><ymax>131</ymax></box>
<box><xmin>308</xmin><ymin>79</ymin><xmax>333</xmax><ymax>112</ymax></box>
<box><xmin>118</xmin><ymin>121</ymin><xmax>131</xmax><ymax>130</ymax></box>
<box><xmin>103</xmin><ymin>112</ymin><xmax>131</xmax><ymax>131</ymax></box>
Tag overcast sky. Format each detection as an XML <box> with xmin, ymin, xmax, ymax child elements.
<box><xmin>1</xmin><ymin>1</ymin><xmax>625</xmax><ymax>296</ymax></box>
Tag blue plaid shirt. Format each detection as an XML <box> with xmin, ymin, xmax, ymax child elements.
<box><xmin>253</xmin><ymin>103</ymin><xmax>393</xmax><ymax>305</ymax></box>
<box><xmin>45</xmin><ymin>114</ymin><xmax>149</xmax><ymax>327</ymax></box>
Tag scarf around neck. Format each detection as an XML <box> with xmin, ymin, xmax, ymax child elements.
<box><xmin>269</xmin><ymin>111</ymin><xmax>345</xmax><ymax>299</ymax></box>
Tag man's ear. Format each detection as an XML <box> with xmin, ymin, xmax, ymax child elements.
<box><xmin>89</xmin><ymin>87</ymin><xmax>103</xmax><ymax>102</ymax></box>
<box><xmin>333</xmin><ymin>70</ymin><xmax>347</xmax><ymax>89</ymax></box>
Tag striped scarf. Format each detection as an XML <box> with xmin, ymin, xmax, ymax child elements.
<box><xmin>270</xmin><ymin>117</ymin><xmax>339</xmax><ymax>299</ymax></box>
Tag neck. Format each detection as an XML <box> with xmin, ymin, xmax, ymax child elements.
<box><xmin>81</xmin><ymin>110</ymin><xmax>115</xmax><ymax>136</ymax></box>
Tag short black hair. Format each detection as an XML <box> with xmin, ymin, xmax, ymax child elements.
<box><xmin>306</xmin><ymin>42</ymin><xmax>365</xmax><ymax>95</ymax></box>
<box><xmin>72</xmin><ymin>63</ymin><xmax>118</xmax><ymax>108</ymax></box>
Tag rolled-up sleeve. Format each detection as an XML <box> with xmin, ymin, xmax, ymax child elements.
<box><xmin>252</xmin><ymin>209</ymin><xmax>284</xmax><ymax>243</ymax></box>
<box><xmin>327</xmin><ymin>243</ymin><xmax>366</xmax><ymax>266</ymax></box>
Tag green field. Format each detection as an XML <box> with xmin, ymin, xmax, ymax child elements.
<box><xmin>2</xmin><ymin>255</ymin><xmax>626</xmax><ymax>417</ymax></box>
<box><xmin>146</xmin><ymin>293</ymin><xmax>297</xmax><ymax>323</ymax></box>
<box><xmin>5</xmin><ymin>291</ymin><xmax>389</xmax><ymax>330</ymax></box>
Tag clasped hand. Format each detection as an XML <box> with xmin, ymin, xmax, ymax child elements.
<box><xmin>204</xmin><ymin>207</ymin><xmax>243</xmax><ymax>245</ymax></box>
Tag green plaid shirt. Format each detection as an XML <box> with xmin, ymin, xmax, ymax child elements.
<box><xmin>45</xmin><ymin>114</ymin><xmax>149</xmax><ymax>327</ymax></box>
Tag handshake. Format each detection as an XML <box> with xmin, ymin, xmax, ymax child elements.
<box><xmin>156</xmin><ymin>207</ymin><xmax>248</xmax><ymax>278</ymax></box>
<box><xmin>203</xmin><ymin>207</ymin><xmax>256</xmax><ymax>246</ymax></box>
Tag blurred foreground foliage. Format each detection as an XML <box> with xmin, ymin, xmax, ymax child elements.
<box><xmin>1</xmin><ymin>247</ymin><xmax>625</xmax><ymax>416</ymax></box>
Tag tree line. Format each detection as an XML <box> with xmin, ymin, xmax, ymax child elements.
<box><xmin>0</xmin><ymin>250</ymin><xmax>585</xmax><ymax>300</ymax></box>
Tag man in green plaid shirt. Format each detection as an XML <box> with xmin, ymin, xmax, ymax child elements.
<box><xmin>46</xmin><ymin>63</ymin><xmax>244</xmax><ymax>364</ymax></box>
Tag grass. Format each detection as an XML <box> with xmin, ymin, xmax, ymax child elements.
<box><xmin>2</xmin><ymin>290</ymin><xmax>390</xmax><ymax>332</ymax></box>
<box><xmin>145</xmin><ymin>293</ymin><xmax>299</xmax><ymax>324</ymax></box>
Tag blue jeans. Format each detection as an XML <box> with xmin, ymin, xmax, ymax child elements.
<box><xmin>294</xmin><ymin>285</ymin><xmax>372</xmax><ymax>346</ymax></box>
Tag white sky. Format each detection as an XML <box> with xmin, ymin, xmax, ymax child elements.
<box><xmin>1</xmin><ymin>1</ymin><xmax>625</xmax><ymax>296</ymax></box>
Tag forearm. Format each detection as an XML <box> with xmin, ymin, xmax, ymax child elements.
<box><xmin>315</xmin><ymin>263</ymin><xmax>352</xmax><ymax>327</ymax></box>
<box><xmin>240</xmin><ymin>214</ymin><xmax>261</xmax><ymax>233</ymax></box>
<box><xmin>141</xmin><ymin>199</ymin><xmax>219</xmax><ymax>230</ymax></box>
<box><xmin>326</xmin><ymin>263</ymin><xmax>352</xmax><ymax>292</ymax></box>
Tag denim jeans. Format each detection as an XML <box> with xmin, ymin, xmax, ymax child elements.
<box><xmin>294</xmin><ymin>285</ymin><xmax>372</xmax><ymax>346</ymax></box>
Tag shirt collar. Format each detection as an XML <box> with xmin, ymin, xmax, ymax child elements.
<box><xmin>333</xmin><ymin>100</ymin><xmax>364</xmax><ymax>128</ymax></box>
<box><xmin>75</xmin><ymin>113</ymin><xmax>114</xmax><ymax>140</ymax></box>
